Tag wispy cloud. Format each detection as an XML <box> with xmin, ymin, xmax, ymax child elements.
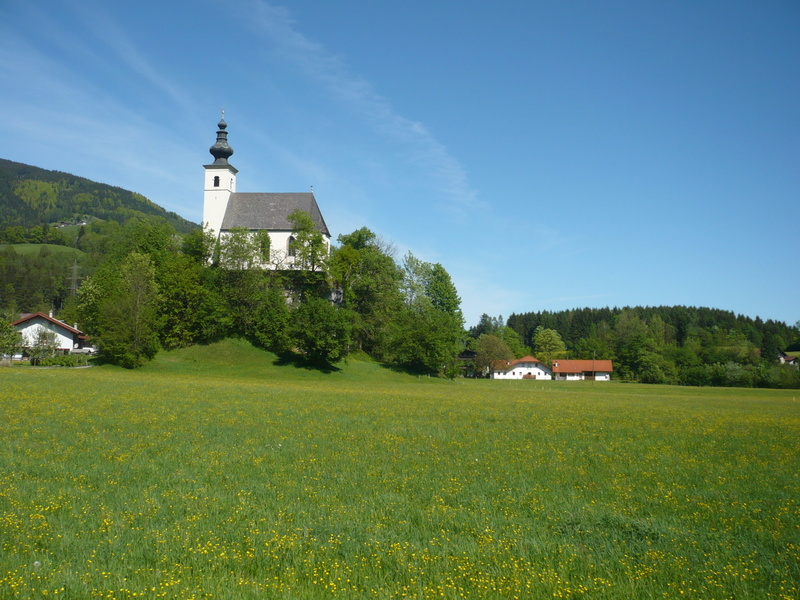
<box><xmin>0</xmin><ymin>1</ymin><xmax>203</xmax><ymax>216</ymax></box>
<box><xmin>66</xmin><ymin>1</ymin><xmax>196</xmax><ymax>115</ymax></box>
<box><xmin>238</xmin><ymin>1</ymin><xmax>484</xmax><ymax>219</ymax></box>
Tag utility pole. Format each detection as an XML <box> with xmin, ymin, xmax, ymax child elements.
<box><xmin>69</xmin><ymin>260</ymin><xmax>81</xmax><ymax>296</ymax></box>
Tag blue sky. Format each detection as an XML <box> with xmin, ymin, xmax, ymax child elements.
<box><xmin>2</xmin><ymin>0</ymin><xmax>798</xmax><ymax>328</ymax></box>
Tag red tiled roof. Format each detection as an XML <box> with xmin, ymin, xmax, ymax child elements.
<box><xmin>11</xmin><ymin>312</ymin><xmax>83</xmax><ymax>335</ymax></box>
<box><xmin>551</xmin><ymin>359</ymin><xmax>613</xmax><ymax>373</ymax></box>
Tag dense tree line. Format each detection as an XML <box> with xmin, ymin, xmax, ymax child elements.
<box><xmin>492</xmin><ymin>307</ymin><xmax>800</xmax><ymax>388</ymax></box>
<box><xmin>36</xmin><ymin>216</ymin><xmax>466</xmax><ymax>373</ymax></box>
<box><xmin>0</xmin><ymin>220</ymin><xmax>140</xmax><ymax>315</ymax></box>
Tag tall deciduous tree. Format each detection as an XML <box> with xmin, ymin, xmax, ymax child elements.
<box><xmin>288</xmin><ymin>210</ymin><xmax>327</xmax><ymax>271</ymax></box>
<box><xmin>0</xmin><ymin>316</ymin><xmax>21</xmax><ymax>359</ymax></box>
<box><xmin>181</xmin><ymin>226</ymin><xmax>216</xmax><ymax>265</ymax></box>
<box><xmin>156</xmin><ymin>253</ymin><xmax>213</xmax><ymax>349</ymax></box>
<box><xmin>218</xmin><ymin>227</ymin><xmax>261</xmax><ymax>270</ymax></box>
<box><xmin>287</xmin><ymin>210</ymin><xmax>329</xmax><ymax>299</ymax></box>
<box><xmin>290</xmin><ymin>296</ymin><xmax>352</xmax><ymax>365</ymax></box>
<box><xmin>426</xmin><ymin>263</ymin><xmax>463</xmax><ymax>324</ymax></box>
<box><xmin>97</xmin><ymin>252</ymin><xmax>161</xmax><ymax>368</ymax></box>
<box><xmin>388</xmin><ymin>253</ymin><xmax>464</xmax><ymax>376</ymax></box>
<box><xmin>28</xmin><ymin>328</ymin><xmax>58</xmax><ymax>366</ymax></box>
<box><xmin>329</xmin><ymin>227</ymin><xmax>403</xmax><ymax>356</ymax></box>
<box><xmin>474</xmin><ymin>334</ymin><xmax>513</xmax><ymax>375</ymax></box>
<box><xmin>533</xmin><ymin>327</ymin><xmax>566</xmax><ymax>366</ymax></box>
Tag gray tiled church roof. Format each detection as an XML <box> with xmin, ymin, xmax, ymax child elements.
<box><xmin>220</xmin><ymin>192</ymin><xmax>330</xmax><ymax>237</ymax></box>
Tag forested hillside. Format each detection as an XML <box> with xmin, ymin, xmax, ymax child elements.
<box><xmin>0</xmin><ymin>158</ymin><xmax>198</xmax><ymax>315</ymax></box>
<box><xmin>0</xmin><ymin>158</ymin><xmax>196</xmax><ymax>233</ymax></box>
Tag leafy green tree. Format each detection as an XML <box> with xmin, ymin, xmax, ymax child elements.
<box><xmin>290</xmin><ymin>297</ymin><xmax>352</xmax><ymax>364</ymax></box>
<box><xmin>218</xmin><ymin>227</ymin><xmax>261</xmax><ymax>270</ymax></box>
<box><xmin>387</xmin><ymin>253</ymin><xmax>464</xmax><ymax>376</ymax></box>
<box><xmin>181</xmin><ymin>226</ymin><xmax>216</xmax><ymax>264</ymax></box>
<box><xmin>389</xmin><ymin>303</ymin><xmax>463</xmax><ymax>376</ymax></box>
<box><xmin>210</xmin><ymin>268</ymin><xmax>264</xmax><ymax>340</ymax></box>
<box><xmin>533</xmin><ymin>327</ymin><xmax>566</xmax><ymax>366</ymax></box>
<box><xmin>329</xmin><ymin>228</ymin><xmax>403</xmax><ymax>355</ymax></box>
<box><xmin>115</xmin><ymin>218</ymin><xmax>178</xmax><ymax>266</ymax></box>
<box><xmin>2</xmin><ymin>282</ymin><xmax>19</xmax><ymax>315</ymax></box>
<box><xmin>97</xmin><ymin>252</ymin><xmax>161</xmax><ymax>368</ymax></box>
<box><xmin>287</xmin><ymin>210</ymin><xmax>329</xmax><ymax>299</ymax></box>
<box><xmin>75</xmin><ymin>266</ymin><xmax>119</xmax><ymax>337</ymax></box>
<box><xmin>28</xmin><ymin>327</ymin><xmax>58</xmax><ymax>366</ymax></box>
<box><xmin>426</xmin><ymin>263</ymin><xmax>463</xmax><ymax>324</ymax></box>
<box><xmin>156</xmin><ymin>254</ymin><xmax>211</xmax><ymax>349</ymax></box>
<box><xmin>474</xmin><ymin>334</ymin><xmax>513</xmax><ymax>375</ymax></box>
<box><xmin>252</xmin><ymin>284</ymin><xmax>291</xmax><ymax>353</ymax></box>
<box><xmin>288</xmin><ymin>210</ymin><xmax>328</xmax><ymax>272</ymax></box>
<box><xmin>613</xmin><ymin>310</ymin><xmax>655</xmax><ymax>379</ymax></box>
<box><xmin>497</xmin><ymin>326</ymin><xmax>528</xmax><ymax>358</ymax></box>
<box><xmin>192</xmin><ymin>268</ymin><xmax>230</xmax><ymax>344</ymax></box>
<box><xmin>0</xmin><ymin>316</ymin><xmax>21</xmax><ymax>358</ymax></box>
<box><xmin>399</xmin><ymin>252</ymin><xmax>430</xmax><ymax>307</ymax></box>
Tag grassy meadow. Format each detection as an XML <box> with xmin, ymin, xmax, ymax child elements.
<box><xmin>0</xmin><ymin>243</ymin><xmax>85</xmax><ymax>258</ymax></box>
<box><xmin>1</xmin><ymin>340</ymin><xmax>798</xmax><ymax>599</ymax></box>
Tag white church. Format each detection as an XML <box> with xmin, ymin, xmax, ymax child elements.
<box><xmin>202</xmin><ymin>115</ymin><xmax>331</xmax><ymax>268</ymax></box>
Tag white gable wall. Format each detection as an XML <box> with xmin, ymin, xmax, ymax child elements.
<box><xmin>16</xmin><ymin>318</ymin><xmax>75</xmax><ymax>351</ymax></box>
<box><xmin>492</xmin><ymin>361</ymin><xmax>552</xmax><ymax>380</ymax></box>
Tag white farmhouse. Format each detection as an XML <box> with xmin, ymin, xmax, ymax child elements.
<box><xmin>491</xmin><ymin>356</ymin><xmax>552</xmax><ymax>380</ymax></box>
<box><xmin>203</xmin><ymin>115</ymin><xmax>330</xmax><ymax>268</ymax></box>
<box><xmin>12</xmin><ymin>312</ymin><xmax>88</xmax><ymax>353</ymax></box>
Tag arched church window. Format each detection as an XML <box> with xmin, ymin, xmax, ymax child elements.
<box><xmin>287</xmin><ymin>235</ymin><xmax>296</xmax><ymax>258</ymax></box>
<box><xmin>213</xmin><ymin>176</ymin><xmax>220</xmax><ymax>187</ymax></box>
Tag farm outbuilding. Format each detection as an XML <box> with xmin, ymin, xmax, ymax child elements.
<box><xmin>551</xmin><ymin>359</ymin><xmax>613</xmax><ymax>381</ymax></box>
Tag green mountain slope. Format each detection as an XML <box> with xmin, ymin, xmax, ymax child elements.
<box><xmin>0</xmin><ymin>158</ymin><xmax>197</xmax><ymax>233</ymax></box>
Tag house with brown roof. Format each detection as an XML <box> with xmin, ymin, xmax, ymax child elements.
<box><xmin>11</xmin><ymin>312</ymin><xmax>89</xmax><ymax>353</ymax></box>
<box><xmin>551</xmin><ymin>359</ymin><xmax>613</xmax><ymax>381</ymax></box>
<box><xmin>203</xmin><ymin>115</ymin><xmax>330</xmax><ymax>269</ymax></box>
<box><xmin>779</xmin><ymin>350</ymin><xmax>798</xmax><ymax>367</ymax></box>
<box><xmin>491</xmin><ymin>355</ymin><xmax>552</xmax><ymax>380</ymax></box>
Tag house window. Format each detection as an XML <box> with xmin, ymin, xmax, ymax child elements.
<box><xmin>287</xmin><ymin>235</ymin><xmax>296</xmax><ymax>257</ymax></box>
<box><xmin>213</xmin><ymin>176</ymin><xmax>220</xmax><ymax>187</ymax></box>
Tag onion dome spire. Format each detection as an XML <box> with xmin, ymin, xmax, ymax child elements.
<box><xmin>209</xmin><ymin>111</ymin><xmax>234</xmax><ymax>165</ymax></box>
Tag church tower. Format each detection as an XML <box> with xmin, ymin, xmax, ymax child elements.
<box><xmin>203</xmin><ymin>114</ymin><xmax>238</xmax><ymax>239</ymax></box>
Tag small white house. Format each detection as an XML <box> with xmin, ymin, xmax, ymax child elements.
<box><xmin>492</xmin><ymin>356</ymin><xmax>552</xmax><ymax>380</ymax></box>
<box><xmin>551</xmin><ymin>359</ymin><xmax>613</xmax><ymax>381</ymax></box>
<box><xmin>11</xmin><ymin>312</ymin><xmax>87</xmax><ymax>353</ymax></box>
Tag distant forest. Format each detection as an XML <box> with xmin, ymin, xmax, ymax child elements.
<box><xmin>496</xmin><ymin>306</ymin><xmax>800</xmax><ymax>387</ymax></box>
